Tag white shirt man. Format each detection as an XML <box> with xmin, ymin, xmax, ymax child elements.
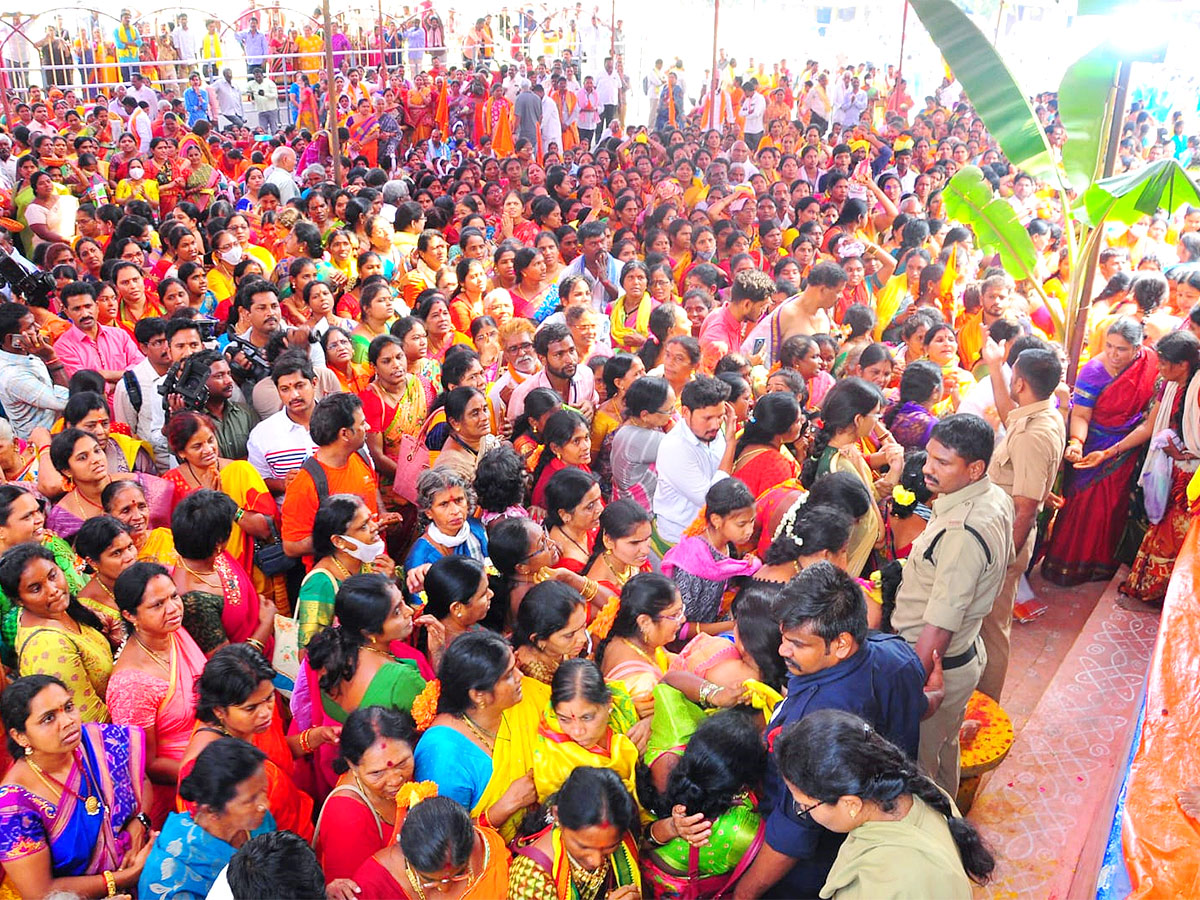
<box><xmin>740</xmin><ymin>88</ymin><xmax>766</xmax><ymax>136</ymax></box>
<box><xmin>263</xmin><ymin>147</ymin><xmax>298</xmax><ymax>204</ymax></box>
<box><xmin>129</xmin><ymin>77</ymin><xmax>158</xmax><ymax>109</ymax></box>
<box><xmin>541</xmin><ymin>89</ymin><xmax>562</xmax><ymax>152</ymax></box>
<box><xmin>172</xmin><ymin>18</ymin><xmax>199</xmax><ymax>68</ymax></box>
<box><xmin>596</xmin><ymin>62</ymin><xmax>620</xmax><ymax>109</ymax></box>
<box><xmin>246</xmin><ymin>405</ymin><xmax>319</xmax><ymax>486</ymax></box>
<box><xmin>212</xmin><ymin>71</ymin><xmax>245</xmax><ymax>129</ymax></box>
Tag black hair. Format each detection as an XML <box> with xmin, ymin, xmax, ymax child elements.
<box><xmin>637</xmin><ymin>303</ymin><xmax>686</xmax><ymax>370</ymax></box>
<box><xmin>800</xmin><ymin>378</ymin><xmax>884</xmax><ymax>488</ymax></box>
<box><xmin>767</xmin><ymin>368</ymin><xmax>809</xmax><ymax>405</ymax></box>
<box><xmin>650</xmin><ymin>709</ymin><xmax>766</xmax><ymax>821</ymax></box>
<box><xmin>585</xmin><ymin>498</ymin><xmax>652</xmax><ymax>574</ymax></box>
<box><xmin>732</xmin><ymin>593</ymin><xmax>786</xmax><ymax>690</ymax></box>
<box><xmin>763</xmin><ymin>503</ymin><xmax>853</xmax><ymax>566</ymax></box>
<box><xmin>423</xmin><ymin>556</ymin><xmax>487</xmax><ymax>623</ymax></box>
<box><xmin>445</xmin><ymin>386</ymin><xmax>484</xmax><ymax>426</ymax></box>
<box><xmin>596</xmin><ymin>572</ymin><xmax>676</xmax><ymax>667</ymax></box>
<box><xmin>111</xmin><ymin>561</ymin><xmax>171</xmax><ymax>635</ymax></box>
<box><xmin>2</xmin><ymin>674</ymin><xmax>69</xmax><ymax>757</ymax></box>
<box><xmin>601</xmin><ymin>353</ymin><xmax>640</xmax><ymax>399</ymax></box>
<box><xmin>513</xmin><ymin>582</ymin><xmax>586</xmax><ymax>651</ymax></box>
<box><xmin>307</xmin><ymin>573</ymin><xmax>401</xmax><ymax>693</ymax></box>
<box><xmin>510</xmin><ymin>387</ymin><xmax>563</xmax><ymax>446</ymax></box>
<box><xmin>882</xmin><ymin>360</ymin><xmax>942</xmax><ymax>430</ymax></box>
<box><xmin>774</xmin><ymin>561</ymin><xmax>868</xmax><ymax>647</ymax></box>
<box><xmin>623</xmin><ymin>375</ymin><xmax>671</xmax><ymax>419</ymax></box>
<box><xmin>74</xmin><ymin>514</ymin><xmax>129</xmax><ymax>565</ymax></box>
<box><xmin>549</xmin><ymin>657</ymin><xmax>611</xmax><ymax>708</ymax></box>
<box><xmin>474</xmin><ymin>446</ymin><xmax>528</xmax><ymax>514</ymax></box>
<box><xmin>0</xmin><ymin>542</ymin><xmax>103</xmax><ymax>632</ymax></box>
<box><xmin>334</xmin><ymin>705</ymin><xmax>417</xmax><ymax>775</ymax></box>
<box><xmin>534</xmin><ymin>322</ymin><xmax>572</xmax><ymax>358</ymax></box>
<box><xmin>680</xmin><ymin>374</ymin><xmax>731</xmax><ymax>412</ymax></box>
<box><xmin>270</xmin><ymin>349</ymin><xmax>316</xmax><ymax>386</ymax></box>
<box><xmin>227</xmin><ymin>831</ymin><xmax>328</xmax><ymax>900</ymax></box>
<box><xmin>399</xmin><ymin>796</ymin><xmax>476</xmax><ymax>873</ymax></box>
<box><xmin>856</xmin><ymin>342</ymin><xmax>893</xmax><ymax>372</ymax></box>
<box><xmin>436</xmin><ymin>630</ymin><xmax>512</xmax><ymax>716</ymax></box>
<box><xmin>543</xmin><ymin>466</ymin><xmax>599</xmax><ymax>530</ymax></box>
<box><xmin>776</xmin><ymin>708</ymin><xmax>995</xmax><ymax>884</ymax></box>
<box><xmin>525</xmin><ymin>766</ymin><xmax>639</xmax><ymax>838</ymax></box>
<box><xmin>367</xmin><ymin>333</ymin><xmax>404</xmax><ymax>366</ymax></box>
<box><xmin>842</xmin><ymin>304</ymin><xmax>876</xmax><ymax>340</ymax></box>
<box><xmin>178</xmin><ymin>737</ymin><xmax>268</xmax><ymax>814</ymax></box>
<box><xmin>808</xmin><ymin>471</ymin><xmax>874</xmax><ymax>519</ymax></box>
<box><xmin>531</xmin><ymin>409</ymin><xmax>590</xmax><ymax>495</ymax></box>
<box><xmin>311</xmin><ymin>494</ymin><xmax>368</xmax><ymax>560</ymax></box>
<box><xmin>734</xmin><ymin>391</ymin><xmax>799</xmax><ymax>458</ymax></box>
<box><xmin>928</xmin><ymin>413</ymin><xmax>995</xmax><ymax>467</ymax></box>
<box><xmin>195</xmin><ymin>644</ymin><xmax>276</xmax><ymax>724</ymax></box>
<box><xmin>1011</xmin><ymin>348</ymin><xmax>1063</xmax><ymax>401</ymax></box>
<box><xmin>892</xmin><ymin>452</ymin><xmax>934</xmax><ymax>519</ymax></box>
<box><xmin>309</xmin><ymin>392</ymin><xmax>363</xmax><ymax>447</ymax></box>
<box><xmin>48</xmin><ymin>427</ymin><xmax>99</xmax><ymax>476</ymax></box>
<box><xmin>702</xmin><ymin>478</ymin><xmax>755</xmax><ymax>524</ymax></box>
<box><xmin>171</xmin><ymin>489</ymin><xmax>236</xmax><ymax>560</ymax></box>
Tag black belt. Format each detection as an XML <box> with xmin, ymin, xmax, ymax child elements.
<box><xmin>942</xmin><ymin>642</ymin><xmax>978</xmax><ymax>671</ymax></box>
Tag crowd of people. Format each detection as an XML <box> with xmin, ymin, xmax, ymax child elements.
<box><xmin>0</xmin><ymin>6</ymin><xmax>1198</xmax><ymax>900</ymax></box>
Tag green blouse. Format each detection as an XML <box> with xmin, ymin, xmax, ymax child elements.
<box><xmin>296</xmin><ymin>568</ymin><xmax>340</xmax><ymax>650</ymax></box>
<box><xmin>320</xmin><ymin>659</ymin><xmax>427</xmax><ymax>722</ymax></box>
<box><xmin>650</xmin><ymin>796</ymin><xmax>761</xmax><ymax>876</ymax></box>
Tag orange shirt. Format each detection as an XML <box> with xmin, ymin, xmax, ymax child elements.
<box><xmin>281</xmin><ymin>452</ymin><xmax>380</xmax><ymax>554</ymax></box>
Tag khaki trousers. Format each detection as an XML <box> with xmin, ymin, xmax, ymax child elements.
<box><xmin>977</xmin><ymin>531</ymin><xmax>1035</xmax><ymax>702</ymax></box>
<box><xmin>919</xmin><ymin>645</ymin><xmax>984</xmax><ymax>797</ymax></box>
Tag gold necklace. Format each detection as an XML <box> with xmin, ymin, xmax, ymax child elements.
<box><xmin>330</xmin><ymin>556</ymin><xmax>355</xmax><ymax>581</ymax></box>
<box><xmin>135</xmin><ymin>634</ymin><xmax>172</xmax><ymax>673</ymax></box>
<box><xmin>179</xmin><ymin>558</ymin><xmax>219</xmax><ymax>584</ymax></box>
<box><xmin>26</xmin><ymin>753</ymin><xmax>102</xmax><ymax>816</ymax></box>
<box><xmin>565</xmin><ymin>848</ymin><xmax>609</xmax><ymax>900</ymax></box>
<box><xmin>404</xmin><ymin>858</ymin><xmax>476</xmax><ymax>900</ymax></box>
<box><xmin>621</xmin><ymin>636</ymin><xmax>659</xmax><ymax>668</ymax></box>
<box><xmin>459</xmin><ymin>713</ymin><xmax>496</xmax><ymax>751</ymax></box>
<box><xmin>95</xmin><ymin>578</ymin><xmax>117</xmax><ymax>603</ymax></box>
<box><xmin>604</xmin><ymin>552</ymin><xmax>637</xmax><ymax>587</ymax></box>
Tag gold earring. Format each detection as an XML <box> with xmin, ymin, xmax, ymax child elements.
<box><xmin>24</xmin><ymin>745</ymin><xmax>33</xmax><ymax>756</ymax></box>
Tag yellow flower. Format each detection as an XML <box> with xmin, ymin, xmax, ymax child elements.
<box><xmin>892</xmin><ymin>485</ymin><xmax>917</xmax><ymax>506</ymax></box>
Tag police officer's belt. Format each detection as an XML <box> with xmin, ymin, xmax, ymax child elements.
<box><xmin>941</xmin><ymin>641</ymin><xmax>978</xmax><ymax>671</ymax></box>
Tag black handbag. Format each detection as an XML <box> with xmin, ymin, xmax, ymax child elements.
<box><xmin>253</xmin><ymin>520</ymin><xmax>295</xmax><ymax>577</ymax></box>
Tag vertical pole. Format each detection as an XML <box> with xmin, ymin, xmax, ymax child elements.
<box><xmin>610</xmin><ymin>0</ymin><xmax>615</xmax><ymax>56</ymax></box>
<box><xmin>323</xmin><ymin>0</ymin><xmax>342</xmax><ymax>184</ymax></box>
<box><xmin>1066</xmin><ymin>58</ymin><xmax>1130</xmax><ymax>384</ymax></box>
<box><xmin>378</xmin><ymin>0</ymin><xmax>386</xmax><ymax>77</ymax></box>
<box><xmin>710</xmin><ymin>0</ymin><xmax>720</xmax><ymax>115</ymax></box>
<box><xmin>897</xmin><ymin>0</ymin><xmax>909</xmax><ymax>78</ymax></box>
<box><xmin>993</xmin><ymin>0</ymin><xmax>1005</xmax><ymax>44</ymax></box>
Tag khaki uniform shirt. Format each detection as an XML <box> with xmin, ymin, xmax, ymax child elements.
<box><xmin>988</xmin><ymin>398</ymin><xmax>1066</xmax><ymax>509</ymax></box>
<box><xmin>892</xmin><ymin>476</ymin><xmax>1015</xmax><ymax>657</ymax></box>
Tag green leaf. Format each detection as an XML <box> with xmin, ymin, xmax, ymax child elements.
<box><xmin>1058</xmin><ymin>44</ymin><xmax>1119</xmax><ymax>192</ymax></box>
<box><xmin>943</xmin><ymin>166</ymin><xmax>1041</xmax><ymax>278</ymax></box>
<box><xmin>909</xmin><ymin>0</ymin><xmax>1055</xmax><ymax>180</ymax></box>
<box><xmin>1083</xmin><ymin>159</ymin><xmax>1200</xmax><ymax>225</ymax></box>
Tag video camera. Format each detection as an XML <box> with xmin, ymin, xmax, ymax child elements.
<box><xmin>224</xmin><ymin>334</ymin><xmax>271</xmax><ymax>386</ymax></box>
<box><xmin>158</xmin><ymin>353</ymin><xmax>211</xmax><ymax>414</ymax></box>
<box><xmin>0</xmin><ymin>245</ymin><xmax>55</xmax><ymax>308</ymax></box>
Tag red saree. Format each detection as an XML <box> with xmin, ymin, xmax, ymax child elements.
<box><xmin>1042</xmin><ymin>350</ymin><xmax>1159</xmax><ymax>586</ymax></box>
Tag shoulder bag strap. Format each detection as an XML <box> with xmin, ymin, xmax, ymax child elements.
<box><xmin>713</xmin><ymin>819</ymin><xmax>767</xmax><ymax>899</ymax></box>
<box><xmin>301</xmin><ymin>455</ymin><xmax>329</xmax><ymax>502</ymax></box>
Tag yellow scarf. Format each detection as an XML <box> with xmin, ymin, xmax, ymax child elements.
<box><xmin>609</xmin><ymin>292</ymin><xmax>653</xmax><ymax>351</ymax></box>
<box><xmin>472</xmin><ymin>677</ymin><xmax>549</xmax><ymax>839</ymax></box>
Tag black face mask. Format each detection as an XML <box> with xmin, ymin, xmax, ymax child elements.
<box><xmin>138</xmin><ymin>241</ymin><xmax>152</xmax><ymax>252</ymax></box>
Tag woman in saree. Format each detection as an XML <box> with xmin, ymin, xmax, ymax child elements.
<box><xmin>413</xmin><ymin>630</ymin><xmax>545</xmax><ymax>840</ymax></box>
<box><xmin>532</xmin><ymin>658</ymin><xmax>643</xmax><ymax>806</ymax></box>
<box><xmin>353</xmin><ymin>794</ymin><xmax>510</xmax><ymax>900</ymax></box>
<box><xmin>596</xmin><ymin>573</ymin><xmax>683</xmax><ymax>716</ymax></box>
<box><xmin>509</xmin><ymin>580</ymin><xmax>592</xmax><ymax>685</ymax></box>
<box><xmin>177</xmin><ymin>645</ymin><xmax>336</xmax><ymax>841</ymax></box>
<box><xmin>407</xmin><ymin>73</ymin><xmax>436</xmax><ymax>143</ymax></box>
<box><xmin>531</xmin><ymin>410</ymin><xmax>594</xmax><ymax>510</ymax></box>
<box><xmin>38</xmin><ymin>399</ymin><xmax>157</xmax><ymax>505</ymax></box>
<box><xmin>881</xmin><ymin>360</ymin><xmax>943</xmax><ymax>452</ymax></box>
<box><xmin>1043</xmin><ymin>318</ymin><xmax>1161</xmax><ymax>586</ymax></box>
<box><xmin>143</xmin><ymin>738</ymin><xmax>275</xmax><ymax>900</ymax></box>
<box><xmin>642</xmin><ymin>710</ymin><xmax>766</xmax><ymax>888</ymax></box>
<box><xmin>106</xmin><ymin>562</ymin><xmax>206</xmax><ymax>827</ymax></box>
<box><xmin>2</xmin><ymin>544</ymin><xmax>114</xmax><ymax>724</ymax></box>
<box><xmin>582</xmin><ymin>501</ymin><xmax>655</xmax><ymax>624</ymax></box>
<box><xmin>800</xmin><ymin>379</ymin><xmax>904</xmax><ymax>577</ymax></box>
<box><xmin>347</xmin><ymin>97</ymin><xmax>381</xmax><ymax>168</ymax></box>
<box><xmin>921</xmin><ymin>322</ymin><xmax>975</xmax><ymax>416</ymax></box>
<box><xmin>300</xmin><ymin>573</ymin><xmax>434</xmax><ymax>807</ymax></box>
<box><xmin>450</xmin><ymin>257</ymin><xmax>489</xmax><ymax>334</ymax></box>
<box><xmin>731</xmin><ymin>391</ymin><xmax>804</xmax><ymax>499</ymax></box>
<box><xmin>313</xmin><ymin>706</ymin><xmax>420</xmax><ymax>882</ymax></box>
<box><xmin>295</xmin><ymin>74</ymin><xmax>320</xmax><ymax>132</ymax></box>
<box><xmin>407</xmin><ymin>469</ymin><xmax>490</xmax><ymax>571</ymax></box>
<box><xmin>1120</xmin><ymin>332</ymin><xmax>1200</xmax><ymax>603</ymax></box>
<box><xmin>73</xmin><ymin>516</ymin><xmax>139</xmax><ymax>649</ymax></box>
<box><xmin>102</xmin><ymin>480</ymin><xmax>176</xmax><ymax>566</ymax></box>
<box><xmin>351</xmin><ymin>280</ymin><xmax>397</xmax><ymax>363</ymax></box>
<box><xmin>610</xmin><ymin>260</ymin><xmax>655</xmax><ymax>353</ymax></box>
<box><xmin>169</xmin><ymin>490</ymin><xmax>276</xmax><ymax>655</ymax></box>
<box><xmin>592</xmin><ymin>355</ymin><xmax>645</xmax><ymax>494</ymax></box>
<box><xmin>508</xmin><ymin>766</ymin><xmax>642</xmax><ymax>900</ymax></box>
<box><xmin>544</xmin><ymin>468</ymin><xmax>604</xmax><ymax>574</ymax></box>
<box><xmin>0</xmin><ymin>674</ymin><xmax>153</xmax><ymax>898</ymax></box>
<box><xmin>419</xmin><ymin>292</ymin><xmax>475</xmax><ymax>365</ymax></box>
<box><xmin>323</xmin><ymin>327</ymin><xmax>374</xmax><ymax>395</ymax></box>
<box><xmin>179</xmin><ymin>138</ymin><xmax>221</xmax><ymax>212</ymax></box>
<box><xmin>162</xmin><ymin>412</ymin><xmax>277</xmax><ymax>588</ymax></box>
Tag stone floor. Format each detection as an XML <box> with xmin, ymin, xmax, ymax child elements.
<box><xmin>966</xmin><ymin>569</ymin><xmax>1160</xmax><ymax>899</ymax></box>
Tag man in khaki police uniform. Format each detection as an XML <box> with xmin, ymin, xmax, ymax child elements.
<box><xmin>978</xmin><ymin>343</ymin><xmax>1067</xmax><ymax>701</ymax></box>
<box><xmin>892</xmin><ymin>413</ymin><xmax>1015</xmax><ymax>795</ymax></box>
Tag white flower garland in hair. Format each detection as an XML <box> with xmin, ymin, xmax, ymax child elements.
<box><xmin>772</xmin><ymin>491</ymin><xmax>809</xmax><ymax>549</ymax></box>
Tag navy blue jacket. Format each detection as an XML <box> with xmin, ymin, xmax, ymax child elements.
<box><xmin>761</xmin><ymin>633</ymin><xmax>927</xmax><ymax>898</ymax></box>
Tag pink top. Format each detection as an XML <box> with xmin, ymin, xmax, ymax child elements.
<box><xmin>53</xmin><ymin>323</ymin><xmax>145</xmax><ymax>386</ymax></box>
<box><xmin>698</xmin><ymin>304</ymin><xmax>751</xmax><ymax>357</ymax></box>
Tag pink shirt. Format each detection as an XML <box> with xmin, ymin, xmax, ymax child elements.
<box><xmin>54</xmin><ymin>324</ymin><xmax>146</xmax><ymax>388</ymax></box>
<box><xmin>698</xmin><ymin>304</ymin><xmax>750</xmax><ymax>356</ymax></box>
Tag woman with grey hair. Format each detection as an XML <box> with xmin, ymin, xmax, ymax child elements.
<box><xmin>404</xmin><ymin>468</ymin><xmax>489</xmax><ymax>570</ymax></box>
<box><xmin>1043</xmin><ymin>316</ymin><xmax>1159</xmax><ymax>586</ymax></box>
<box><xmin>0</xmin><ymin>417</ymin><xmax>40</xmax><ymax>484</ymax></box>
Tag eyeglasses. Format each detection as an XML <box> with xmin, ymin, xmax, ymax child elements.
<box><xmin>657</xmin><ymin>610</ymin><xmax>686</xmax><ymax>623</ymax></box>
<box><xmin>792</xmin><ymin>798</ymin><xmax>823</xmax><ymax>821</ymax></box>
<box><xmin>505</xmin><ymin>341</ymin><xmax>534</xmax><ymax>353</ymax></box>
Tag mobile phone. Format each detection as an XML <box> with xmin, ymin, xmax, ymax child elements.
<box><xmin>751</xmin><ymin>337</ymin><xmax>766</xmax><ymax>355</ymax></box>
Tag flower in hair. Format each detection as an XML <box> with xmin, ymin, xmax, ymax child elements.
<box><xmin>892</xmin><ymin>485</ymin><xmax>917</xmax><ymax>507</ymax></box>
<box><xmin>411</xmin><ymin>680</ymin><xmax>440</xmax><ymax>731</ymax></box>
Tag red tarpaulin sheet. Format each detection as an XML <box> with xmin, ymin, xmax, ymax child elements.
<box><xmin>1123</xmin><ymin>516</ymin><xmax>1200</xmax><ymax>897</ymax></box>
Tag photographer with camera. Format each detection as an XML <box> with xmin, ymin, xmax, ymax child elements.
<box><xmin>226</xmin><ymin>280</ymin><xmax>322</xmax><ymax>392</ymax></box>
<box><xmin>0</xmin><ymin>301</ymin><xmax>70</xmax><ymax>438</ymax></box>
<box><xmin>54</xmin><ymin>281</ymin><xmax>145</xmax><ymax>393</ymax></box>
<box><xmin>166</xmin><ymin>316</ymin><xmax>206</xmax><ymax>364</ymax></box>
<box><xmin>114</xmin><ymin>317</ymin><xmax>173</xmax><ymax>471</ymax></box>
<box><xmin>161</xmin><ymin>348</ymin><xmax>258</xmax><ymax>461</ymax></box>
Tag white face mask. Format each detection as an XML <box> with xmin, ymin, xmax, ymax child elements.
<box><xmin>219</xmin><ymin>245</ymin><xmax>243</xmax><ymax>265</ymax></box>
<box><xmin>339</xmin><ymin>534</ymin><xmax>385</xmax><ymax>563</ymax></box>
<box><xmin>128</xmin><ymin>166</ymin><xmax>144</xmax><ymax>179</ymax></box>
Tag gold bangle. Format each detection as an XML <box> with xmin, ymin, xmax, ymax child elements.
<box><xmin>104</xmin><ymin>870</ymin><xmax>117</xmax><ymax>897</ymax></box>
<box><xmin>245</xmin><ymin>638</ymin><xmax>265</xmax><ymax>654</ymax></box>
<box><xmin>581</xmin><ymin>578</ymin><xmax>599</xmax><ymax>602</ymax></box>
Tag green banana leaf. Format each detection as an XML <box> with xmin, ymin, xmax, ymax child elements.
<box><xmin>909</xmin><ymin>0</ymin><xmax>1055</xmax><ymax>181</ymax></box>
<box><xmin>1082</xmin><ymin>159</ymin><xmax>1200</xmax><ymax>226</ymax></box>
<box><xmin>943</xmin><ymin>166</ymin><xmax>1040</xmax><ymax>278</ymax></box>
<box><xmin>1058</xmin><ymin>44</ymin><xmax>1119</xmax><ymax>192</ymax></box>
